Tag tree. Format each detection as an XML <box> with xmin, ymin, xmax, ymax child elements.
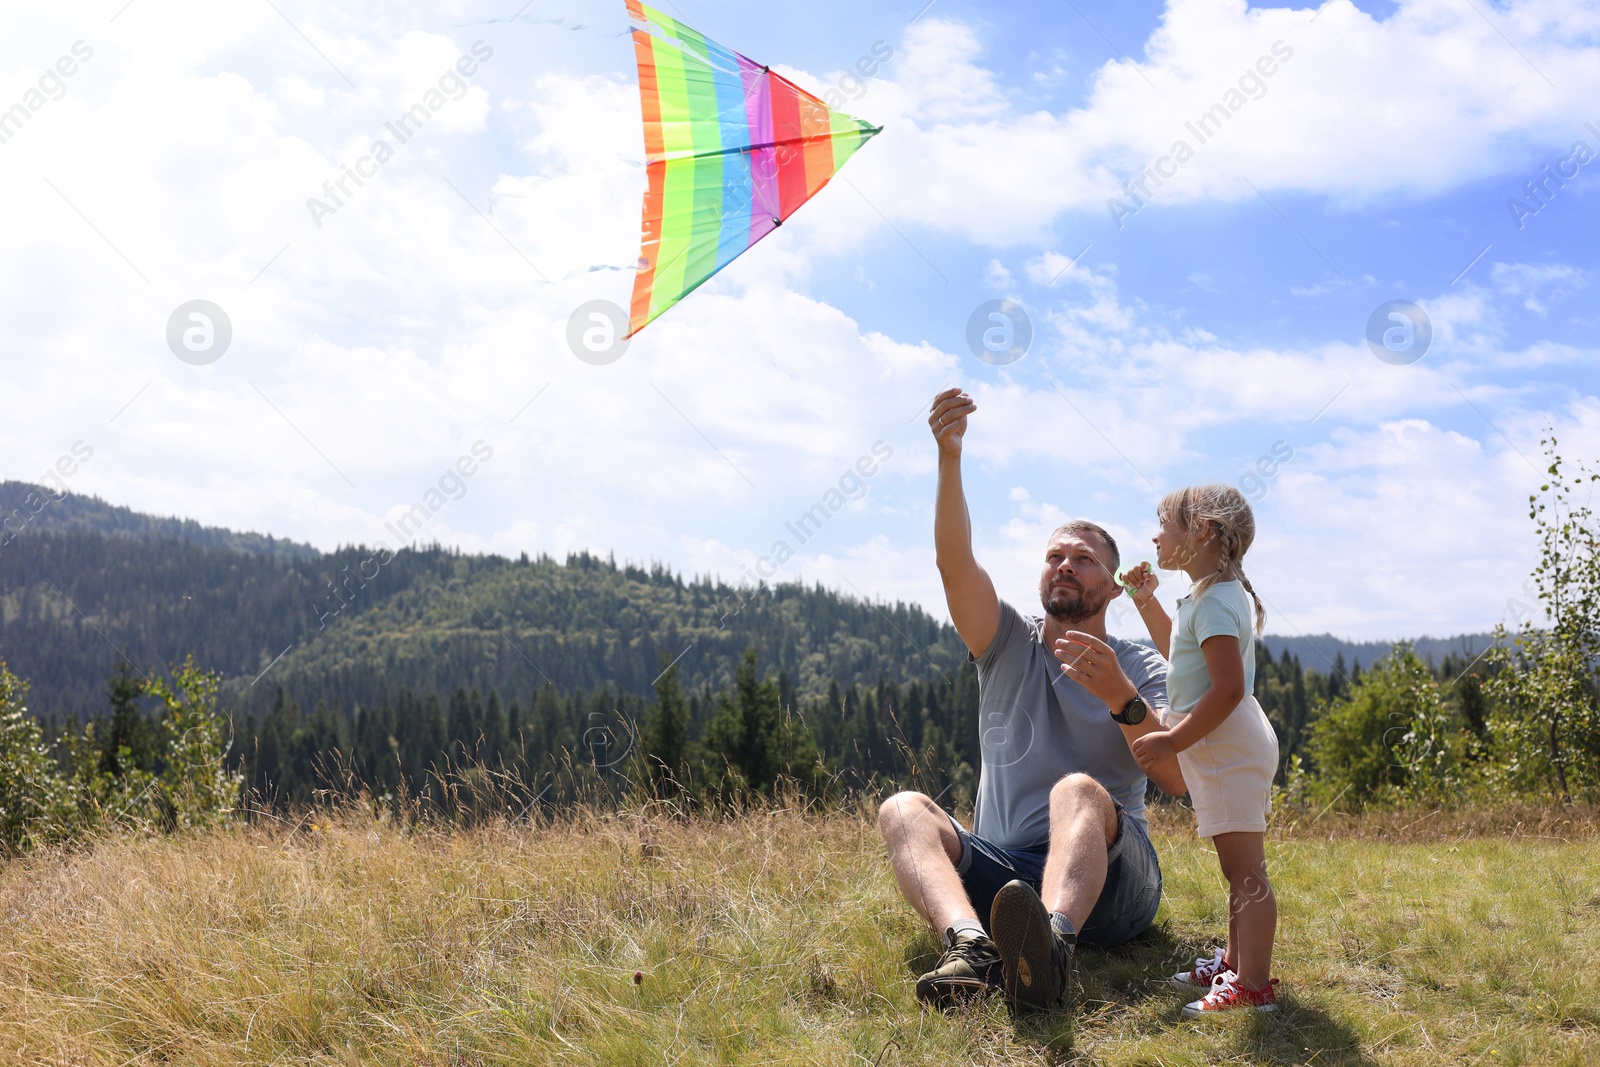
<box><xmin>702</xmin><ymin>652</ymin><xmax>774</xmax><ymax>797</ymax></box>
<box><xmin>98</xmin><ymin>655</ymin><xmax>156</xmax><ymax>779</ymax></box>
<box><xmin>250</xmin><ymin>687</ymin><xmax>300</xmax><ymax>802</ymax></box>
<box><xmin>1306</xmin><ymin>645</ymin><xmax>1460</xmax><ymax>808</ymax></box>
<box><xmin>774</xmin><ymin>691</ymin><xmax>825</xmax><ymax>797</ymax></box>
<box><xmin>480</xmin><ymin>691</ymin><xmax>510</xmax><ymax>768</ymax></box>
<box><xmin>635</xmin><ymin>662</ymin><xmax>691</xmax><ymax>797</ymax></box>
<box><xmin>1</xmin><ymin>658</ymin><xmax>239</xmax><ymax>846</ymax></box>
<box><xmin>0</xmin><ymin>664</ymin><xmax>73</xmax><ymax>853</ymax></box>
<box><xmin>447</xmin><ymin>687</ymin><xmax>481</xmax><ymax>762</ymax></box>
<box><xmin>702</xmin><ymin>651</ymin><xmax>827</xmax><ymax>801</ymax></box>
<box><xmin>144</xmin><ymin>657</ymin><xmax>244</xmax><ymax>829</ymax></box>
<box><xmin>1485</xmin><ymin>436</ymin><xmax>1600</xmax><ymax>801</ymax></box>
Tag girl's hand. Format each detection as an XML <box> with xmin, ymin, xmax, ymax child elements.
<box><xmin>1120</xmin><ymin>562</ymin><xmax>1158</xmax><ymax>604</ymax></box>
<box><xmin>1130</xmin><ymin>730</ymin><xmax>1178</xmax><ymax>772</ymax></box>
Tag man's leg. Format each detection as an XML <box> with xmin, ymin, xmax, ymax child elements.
<box><xmin>876</xmin><ymin>791</ymin><xmax>976</xmax><ymax>934</ymax></box>
<box><xmin>879</xmin><ymin>791</ymin><xmax>1007</xmax><ymax>1006</ymax></box>
<box><xmin>1038</xmin><ymin>772</ymin><xmax>1120</xmax><ymax>931</ymax></box>
<box><xmin>989</xmin><ymin>774</ymin><xmax>1118</xmax><ymax>1010</ymax></box>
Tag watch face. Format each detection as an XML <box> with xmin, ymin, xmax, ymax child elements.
<box><xmin>1121</xmin><ymin>699</ymin><xmax>1147</xmax><ymax>725</ymax></box>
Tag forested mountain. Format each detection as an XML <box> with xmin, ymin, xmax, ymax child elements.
<box><xmin>1</xmin><ymin>483</ymin><xmax>1499</xmax><ymax>809</ymax></box>
<box><xmin>1258</xmin><ymin>632</ymin><xmax>1499</xmax><ymax>674</ymax></box>
<box><xmin>0</xmin><ymin>484</ymin><xmax>967</xmax><ymax>722</ymax></box>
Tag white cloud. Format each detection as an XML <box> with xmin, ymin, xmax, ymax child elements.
<box><xmin>1249</xmin><ymin>418</ymin><xmax>1545</xmax><ymax>639</ymax></box>
<box><xmin>841</xmin><ymin>0</ymin><xmax>1600</xmax><ymax>243</ymax></box>
<box><xmin>983</xmin><ymin>259</ymin><xmax>1013</xmax><ymax>289</ymax></box>
<box><xmin>1490</xmin><ymin>261</ymin><xmax>1589</xmax><ymax>314</ymax></box>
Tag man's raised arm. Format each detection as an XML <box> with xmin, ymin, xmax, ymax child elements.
<box><xmin>930</xmin><ymin>388</ymin><xmax>1001</xmax><ymax>659</ymax></box>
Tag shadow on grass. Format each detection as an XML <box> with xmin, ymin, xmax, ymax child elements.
<box><xmin>1226</xmin><ymin>998</ymin><xmax>1378</xmax><ymax>1067</ymax></box>
<box><xmin>1077</xmin><ymin>921</ymin><xmax>1377</xmax><ymax>1067</ymax></box>
<box><xmin>900</xmin><ymin>929</ymin><xmax>944</xmax><ymax>978</ymax></box>
<box><xmin>900</xmin><ymin>922</ymin><xmax>1373</xmax><ymax>1066</ymax></box>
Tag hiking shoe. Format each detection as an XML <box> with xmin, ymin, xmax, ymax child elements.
<box><xmin>915</xmin><ymin>928</ymin><xmax>1003</xmax><ymax>1007</ymax></box>
<box><xmin>1172</xmin><ymin>947</ymin><xmax>1234</xmax><ymax>991</ymax></box>
<box><xmin>1181</xmin><ymin>972</ymin><xmax>1279</xmax><ymax>1017</ymax></box>
<box><xmin>989</xmin><ymin>879</ymin><xmax>1074</xmax><ymax>1011</ymax></box>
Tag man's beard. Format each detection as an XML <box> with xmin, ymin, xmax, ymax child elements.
<box><xmin>1042</xmin><ymin>580</ymin><xmax>1115</xmax><ymax>624</ymax></box>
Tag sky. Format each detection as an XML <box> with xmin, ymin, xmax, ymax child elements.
<box><xmin>2</xmin><ymin>0</ymin><xmax>1597</xmax><ymax>642</ymax></box>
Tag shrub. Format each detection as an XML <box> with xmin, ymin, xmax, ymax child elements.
<box><xmin>145</xmin><ymin>657</ymin><xmax>244</xmax><ymax>829</ymax></box>
<box><xmin>0</xmin><ymin>664</ymin><xmax>74</xmax><ymax>853</ymax></box>
<box><xmin>1305</xmin><ymin>644</ymin><xmax>1463</xmax><ymax>809</ymax></box>
<box><xmin>1483</xmin><ymin>437</ymin><xmax>1600</xmax><ymax>802</ymax></box>
<box><xmin>0</xmin><ymin>658</ymin><xmax>240</xmax><ymax>851</ymax></box>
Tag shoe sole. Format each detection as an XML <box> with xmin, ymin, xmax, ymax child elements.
<box><xmin>990</xmin><ymin>881</ymin><xmax>1062</xmax><ymax>1011</ymax></box>
<box><xmin>1181</xmin><ymin>1001</ymin><xmax>1277</xmax><ymax>1018</ymax></box>
<box><xmin>915</xmin><ymin>974</ymin><xmax>992</xmax><ymax>1008</ymax></box>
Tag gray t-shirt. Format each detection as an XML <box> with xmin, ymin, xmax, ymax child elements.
<box><xmin>971</xmin><ymin>600</ymin><xmax>1170</xmax><ymax>850</ymax></box>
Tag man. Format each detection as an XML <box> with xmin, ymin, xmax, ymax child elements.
<box><xmin>878</xmin><ymin>387</ymin><xmax>1186</xmax><ymax>1011</ymax></box>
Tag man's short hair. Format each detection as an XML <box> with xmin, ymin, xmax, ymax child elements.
<box><xmin>1050</xmin><ymin>520</ymin><xmax>1120</xmax><ymax>577</ymax></box>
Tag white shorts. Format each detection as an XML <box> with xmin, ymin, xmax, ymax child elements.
<box><xmin>1163</xmin><ymin>695</ymin><xmax>1280</xmax><ymax>838</ymax></box>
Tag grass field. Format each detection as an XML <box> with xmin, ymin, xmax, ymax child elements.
<box><xmin>2</xmin><ymin>801</ymin><xmax>1598</xmax><ymax>1066</ymax></box>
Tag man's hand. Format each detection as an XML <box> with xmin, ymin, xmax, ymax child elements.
<box><xmin>1057</xmin><ymin>616</ymin><xmax>1186</xmax><ymax>794</ymax></box>
<box><xmin>1129</xmin><ymin>730</ymin><xmax>1178</xmax><ymax>772</ymax></box>
<box><xmin>1119</xmin><ymin>562</ymin><xmax>1158</xmax><ymax>605</ymax></box>
<box><xmin>1053</xmin><ymin>632</ymin><xmax>1138</xmax><ymax>709</ymax></box>
<box><xmin>928</xmin><ymin>388</ymin><xmax>975</xmax><ymax>456</ymax></box>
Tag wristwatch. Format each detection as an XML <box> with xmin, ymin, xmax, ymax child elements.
<box><xmin>1111</xmin><ymin>696</ymin><xmax>1148</xmax><ymax>726</ymax></box>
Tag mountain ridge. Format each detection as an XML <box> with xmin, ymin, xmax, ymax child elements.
<box><xmin>0</xmin><ymin>483</ymin><xmax>1502</xmax><ymax>717</ymax></box>
<box><xmin>1</xmin><ymin>480</ymin><xmax>320</xmax><ymax>562</ymax></box>
<box><xmin>0</xmin><ymin>485</ymin><xmax>967</xmax><ymax>721</ymax></box>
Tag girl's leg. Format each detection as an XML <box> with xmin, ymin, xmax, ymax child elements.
<box><xmin>1213</xmin><ymin>831</ymin><xmax>1274</xmax><ymax>989</ymax></box>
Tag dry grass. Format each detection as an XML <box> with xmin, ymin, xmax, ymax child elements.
<box><xmin>2</xmin><ymin>801</ymin><xmax>1598</xmax><ymax>1066</ymax></box>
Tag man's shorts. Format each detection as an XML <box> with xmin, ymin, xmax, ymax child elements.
<box><xmin>947</xmin><ymin>803</ymin><xmax>1162</xmax><ymax>947</ymax></box>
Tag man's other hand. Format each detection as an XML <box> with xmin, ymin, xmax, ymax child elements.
<box><xmin>1053</xmin><ymin>632</ymin><xmax>1138</xmax><ymax>709</ymax></box>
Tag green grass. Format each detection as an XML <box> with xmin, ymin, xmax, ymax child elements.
<box><xmin>2</xmin><ymin>803</ymin><xmax>1598</xmax><ymax>1065</ymax></box>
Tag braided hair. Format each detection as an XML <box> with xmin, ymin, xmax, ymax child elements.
<box><xmin>1157</xmin><ymin>483</ymin><xmax>1266</xmax><ymax>634</ymax></box>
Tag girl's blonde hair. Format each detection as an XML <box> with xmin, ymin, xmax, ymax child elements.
<box><xmin>1158</xmin><ymin>483</ymin><xmax>1266</xmax><ymax>634</ymax></box>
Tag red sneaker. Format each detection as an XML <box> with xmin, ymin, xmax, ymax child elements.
<box><xmin>1171</xmin><ymin>947</ymin><xmax>1233</xmax><ymax>992</ymax></box>
<box><xmin>1181</xmin><ymin>972</ymin><xmax>1279</xmax><ymax>1017</ymax></box>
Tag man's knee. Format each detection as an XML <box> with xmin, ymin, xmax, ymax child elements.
<box><xmin>1049</xmin><ymin>773</ymin><xmax>1117</xmax><ymax>840</ymax></box>
<box><xmin>878</xmin><ymin>790</ymin><xmax>937</xmax><ymax>839</ymax></box>
<box><xmin>1049</xmin><ymin>772</ymin><xmax>1110</xmax><ymax>809</ymax></box>
<box><xmin>877</xmin><ymin>790</ymin><xmax>959</xmax><ymax>862</ymax></box>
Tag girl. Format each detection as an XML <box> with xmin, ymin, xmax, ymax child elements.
<box><xmin>1123</xmin><ymin>484</ymin><xmax>1281</xmax><ymax>1016</ymax></box>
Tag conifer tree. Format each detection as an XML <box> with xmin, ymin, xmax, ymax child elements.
<box><xmin>98</xmin><ymin>656</ymin><xmax>154</xmax><ymax>779</ymax></box>
<box><xmin>636</xmin><ymin>663</ymin><xmax>691</xmax><ymax>797</ymax></box>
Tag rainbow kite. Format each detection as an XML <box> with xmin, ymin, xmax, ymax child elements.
<box><xmin>624</xmin><ymin>1</ymin><xmax>881</xmax><ymax>337</ymax></box>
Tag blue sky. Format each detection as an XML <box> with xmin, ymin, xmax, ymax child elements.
<box><xmin>2</xmin><ymin>0</ymin><xmax>1596</xmax><ymax>641</ymax></box>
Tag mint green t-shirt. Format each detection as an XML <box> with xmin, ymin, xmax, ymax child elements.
<box><xmin>1168</xmin><ymin>580</ymin><xmax>1255</xmax><ymax>717</ymax></box>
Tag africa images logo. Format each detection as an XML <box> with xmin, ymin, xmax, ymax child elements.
<box><xmin>1365</xmin><ymin>300</ymin><xmax>1432</xmax><ymax>365</ymax></box>
<box><xmin>166</xmin><ymin>300</ymin><xmax>232</xmax><ymax>365</ymax></box>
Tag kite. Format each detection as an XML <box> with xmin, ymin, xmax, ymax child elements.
<box><xmin>623</xmin><ymin>0</ymin><xmax>882</xmax><ymax>337</ymax></box>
